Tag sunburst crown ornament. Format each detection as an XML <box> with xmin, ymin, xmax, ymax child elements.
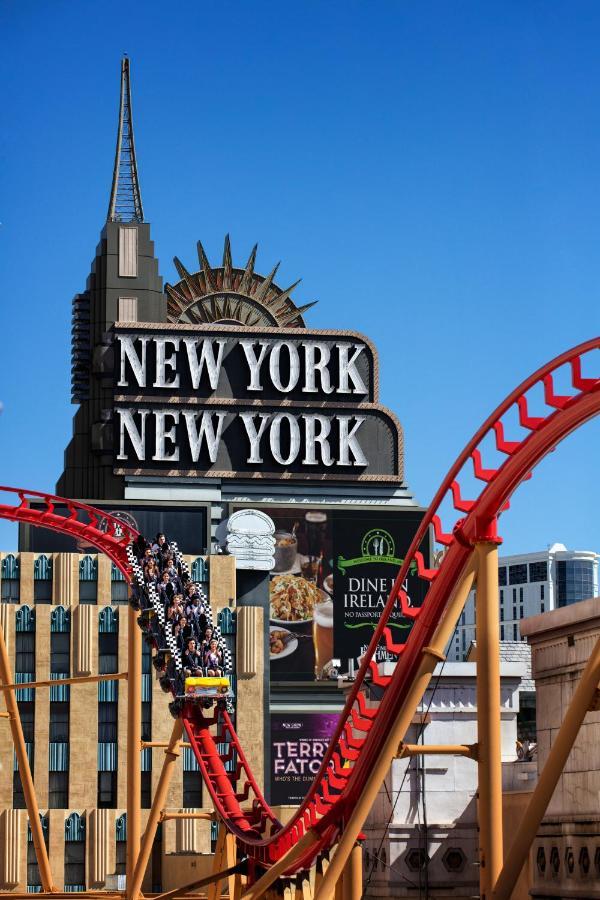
<box><xmin>165</xmin><ymin>235</ymin><xmax>317</xmax><ymax>328</ymax></box>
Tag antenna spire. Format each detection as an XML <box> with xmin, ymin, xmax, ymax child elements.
<box><xmin>107</xmin><ymin>57</ymin><xmax>144</xmax><ymax>223</ymax></box>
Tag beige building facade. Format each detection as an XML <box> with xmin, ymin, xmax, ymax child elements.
<box><xmin>0</xmin><ymin>549</ymin><xmax>258</xmax><ymax>893</ymax></box>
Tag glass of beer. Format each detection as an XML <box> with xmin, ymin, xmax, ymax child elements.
<box><xmin>313</xmin><ymin>599</ymin><xmax>334</xmax><ymax>679</ymax></box>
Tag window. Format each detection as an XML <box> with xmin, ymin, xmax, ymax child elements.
<box><xmin>27</xmin><ymin>819</ymin><xmax>48</xmax><ymax>891</ymax></box>
<box><xmin>141</xmin><ymin>771</ymin><xmax>152</xmax><ymax>809</ymax></box>
<box><xmin>116</xmin><ymin>815</ymin><xmax>127</xmax><ymax>875</ymax></box>
<box><xmin>50</xmin><ymin>633</ymin><xmax>70</xmax><ymax>675</ymax></box>
<box><xmin>13</xmin><ymin>771</ymin><xmax>25</xmax><ymax>809</ymax></box>
<box><xmin>1</xmin><ymin>554</ymin><xmax>19</xmax><ymax>603</ymax></box>
<box><xmin>98</xmin><ymin>702</ymin><xmax>118</xmax><ymax>743</ymax></box>
<box><xmin>500</xmin><ymin>608</ymin><xmax>504</xmax><ymax>621</ymax></box>
<box><xmin>183</xmin><ymin>771</ymin><xmax>202</xmax><ymax>808</ymax></box>
<box><xmin>49</xmin><ymin>701</ymin><xmax>69</xmax><ymax>742</ymax></box>
<box><xmin>529</xmin><ymin>561</ymin><xmax>548</xmax><ymax>582</ymax></box>
<box><xmin>98</xmin><ymin>771</ymin><xmax>117</xmax><ymax>808</ymax></box>
<box><xmin>513</xmin><ymin>606</ymin><xmax>517</xmax><ymax>620</ymax></box>
<box><xmin>500</xmin><ymin>625</ymin><xmax>505</xmax><ymax>641</ymax></box>
<box><xmin>498</xmin><ymin>567</ymin><xmax>507</xmax><ymax>587</ymax></box>
<box><xmin>519</xmin><ymin>587</ymin><xmax>524</xmax><ymax>602</ymax></box>
<box><xmin>111</xmin><ymin>563</ymin><xmax>129</xmax><ymax>604</ymax></box>
<box><xmin>513</xmin><ymin>624</ymin><xmax>518</xmax><ymax>640</ymax></box>
<box><xmin>540</xmin><ymin>584</ymin><xmax>545</xmax><ymax>602</ymax></box>
<box><xmin>142</xmin><ymin>643</ymin><xmax>152</xmax><ymax>675</ymax></box>
<box><xmin>64</xmin><ymin>842</ymin><xmax>85</xmax><ymax>887</ymax></box>
<box><xmin>541</xmin><ymin>602</ymin><xmax>545</xmax><ymax>613</ymax></box>
<box><xmin>509</xmin><ymin>564</ymin><xmax>528</xmax><ymax>585</ymax></box>
<box><xmin>19</xmin><ymin>701</ymin><xmax>35</xmax><ymax>742</ymax></box>
<box><xmin>142</xmin><ymin>702</ymin><xmax>152</xmax><ymax>742</ymax></box>
<box><xmin>520</xmin><ymin>605</ymin><xmax>524</xmax><ymax>618</ymax></box>
<box><xmin>111</xmin><ymin>581</ymin><xmax>129</xmax><ymax>604</ymax></box>
<box><xmin>48</xmin><ymin>772</ymin><xmax>68</xmax><ymax>808</ymax></box>
<box><xmin>16</xmin><ymin>632</ymin><xmax>35</xmax><ymax>674</ymax></box>
<box><xmin>556</xmin><ymin>560</ymin><xmax>596</xmax><ymax>607</ymax></box>
<box><xmin>33</xmin><ymin>555</ymin><xmax>53</xmax><ymax>603</ymax></box>
<box><xmin>99</xmin><ymin>633</ymin><xmax>118</xmax><ymax>674</ymax></box>
<box><xmin>79</xmin><ymin>556</ymin><xmax>97</xmax><ymax>604</ymax></box>
<box><xmin>116</xmin><ymin>839</ymin><xmax>127</xmax><ymax>876</ymax></box>
<box><xmin>500</xmin><ymin>590</ymin><xmax>504</xmax><ymax>604</ymax></box>
<box><xmin>513</xmin><ymin>588</ymin><xmax>517</xmax><ymax>603</ymax></box>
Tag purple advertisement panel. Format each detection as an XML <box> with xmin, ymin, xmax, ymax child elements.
<box><xmin>270</xmin><ymin>712</ymin><xmax>339</xmax><ymax>805</ymax></box>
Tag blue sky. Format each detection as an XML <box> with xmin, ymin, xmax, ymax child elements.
<box><xmin>0</xmin><ymin>1</ymin><xmax>598</xmax><ymax>555</ymax></box>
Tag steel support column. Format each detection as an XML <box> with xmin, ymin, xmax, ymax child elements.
<box><xmin>0</xmin><ymin>623</ymin><xmax>55</xmax><ymax>892</ymax></box>
<box><xmin>315</xmin><ymin>556</ymin><xmax>477</xmax><ymax>899</ymax></box>
<box><xmin>127</xmin><ymin>606</ymin><xmax>142</xmax><ymax>899</ymax></box>
<box><xmin>129</xmin><ymin>718</ymin><xmax>184</xmax><ymax>900</ymax></box>
<box><xmin>493</xmin><ymin>630</ymin><xmax>600</xmax><ymax>899</ymax></box>
<box><xmin>342</xmin><ymin>844</ymin><xmax>362</xmax><ymax>900</ymax></box>
<box><xmin>475</xmin><ymin>540</ymin><xmax>503</xmax><ymax>900</ymax></box>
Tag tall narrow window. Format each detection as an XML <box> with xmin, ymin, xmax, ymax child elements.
<box><xmin>98</xmin><ymin>771</ymin><xmax>117</xmax><ymax>809</ymax></box>
<box><xmin>50</xmin><ymin>633</ymin><xmax>70</xmax><ymax>675</ymax></box>
<box><xmin>48</xmin><ymin>772</ymin><xmax>69</xmax><ymax>809</ymax></box>
<box><xmin>111</xmin><ymin>564</ymin><xmax>129</xmax><ymax>604</ymax></box>
<box><xmin>98</xmin><ymin>702</ymin><xmax>118</xmax><ymax>743</ymax></box>
<box><xmin>27</xmin><ymin>816</ymin><xmax>49</xmax><ymax>892</ymax></box>
<box><xmin>99</xmin><ymin>608</ymin><xmax>119</xmax><ymax>673</ymax></box>
<box><xmin>64</xmin><ymin>814</ymin><xmax>85</xmax><ymax>891</ymax></box>
<box><xmin>49</xmin><ymin>701</ymin><xmax>70</xmax><ymax>742</ymax></box>
<box><xmin>1</xmin><ymin>554</ymin><xmax>20</xmax><ymax>603</ymax></box>
<box><xmin>79</xmin><ymin>556</ymin><xmax>98</xmax><ymax>604</ymax></box>
<box><xmin>116</xmin><ymin>815</ymin><xmax>127</xmax><ymax>878</ymax></box>
<box><xmin>34</xmin><ymin>555</ymin><xmax>53</xmax><ymax>603</ymax></box>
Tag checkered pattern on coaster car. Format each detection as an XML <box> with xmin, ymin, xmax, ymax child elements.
<box><xmin>127</xmin><ymin>541</ymin><xmax>232</xmax><ymax>677</ymax></box>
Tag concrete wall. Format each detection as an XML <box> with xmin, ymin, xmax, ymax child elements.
<box><xmin>523</xmin><ymin>596</ymin><xmax>600</xmax><ymax>899</ymax></box>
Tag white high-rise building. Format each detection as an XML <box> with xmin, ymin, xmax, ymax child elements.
<box><xmin>449</xmin><ymin>544</ymin><xmax>599</xmax><ymax>662</ymax></box>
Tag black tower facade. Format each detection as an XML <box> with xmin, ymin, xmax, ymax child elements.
<box><xmin>58</xmin><ymin>60</ymin><xmax>164</xmax><ymax>499</ymax></box>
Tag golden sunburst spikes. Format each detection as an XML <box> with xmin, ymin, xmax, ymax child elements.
<box><xmin>222</xmin><ymin>234</ymin><xmax>233</xmax><ymax>290</ymax></box>
<box><xmin>237</xmin><ymin>244</ymin><xmax>258</xmax><ymax>296</ymax></box>
<box><xmin>164</xmin><ymin>235</ymin><xmax>317</xmax><ymax>328</ymax></box>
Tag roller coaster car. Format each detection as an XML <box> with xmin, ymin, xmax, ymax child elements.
<box><xmin>181</xmin><ymin>675</ymin><xmax>231</xmax><ymax>700</ymax></box>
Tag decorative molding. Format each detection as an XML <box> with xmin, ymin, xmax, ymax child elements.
<box><xmin>237</xmin><ymin>607</ymin><xmax>258</xmax><ymax>678</ymax></box>
<box><xmin>0</xmin><ymin>809</ymin><xmax>22</xmax><ymax>887</ymax></box>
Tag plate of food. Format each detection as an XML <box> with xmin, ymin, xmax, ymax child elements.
<box><xmin>269</xmin><ymin>626</ymin><xmax>299</xmax><ymax>660</ymax></box>
<box><xmin>269</xmin><ymin>574</ymin><xmax>327</xmax><ymax>624</ymax></box>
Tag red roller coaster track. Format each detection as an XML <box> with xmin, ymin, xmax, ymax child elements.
<box><xmin>0</xmin><ymin>337</ymin><xmax>598</xmax><ymax>881</ymax></box>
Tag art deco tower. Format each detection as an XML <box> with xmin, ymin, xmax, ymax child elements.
<box><xmin>58</xmin><ymin>59</ymin><xmax>165</xmax><ymax>499</ymax></box>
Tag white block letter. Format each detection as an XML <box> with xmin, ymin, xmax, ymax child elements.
<box><xmin>117</xmin><ymin>408</ymin><xmax>148</xmax><ymax>460</ymax></box>
<box><xmin>302</xmin><ymin>414</ymin><xmax>333</xmax><ymax>466</ymax></box>
<box><xmin>183</xmin><ymin>411</ymin><xmax>226</xmax><ymax>463</ymax></box>
<box><xmin>270</xmin><ymin>413</ymin><xmax>301</xmax><ymax>465</ymax></box>
<box><xmin>239</xmin><ymin>413</ymin><xmax>270</xmax><ymax>463</ymax></box>
<box><xmin>303</xmin><ymin>342</ymin><xmax>334</xmax><ymax>394</ymax></box>
<box><xmin>269</xmin><ymin>341</ymin><xmax>300</xmax><ymax>393</ymax></box>
<box><xmin>338</xmin><ymin>416</ymin><xmax>368</xmax><ymax>466</ymax></box>
<box><xmin>336</xmin><ymin>343</ymin><xmax>367</xmax><ymax>394</ymax></box>
<box><xmin>118</xmin><ymin>335</ymin><xmax>149</xmax><ymax>387</ymax></box>
<box><xmin>239</xmin><ymin>339</ymin><xmax>269</xmax><ymax>391</ymax></box>
<box><xmin>184</xmin><ymin>338</ymin><xmax>226</xmax><ymax>390</ymax></box>
<box><xmin>154</xmin><ymin>338</ymin><xmax>180</xmax><ymax>388</ymax></box>
<box><xmin>153</xmin><ymin>410</ymin><xmax>180</xmax><ymax>462</ymax></box>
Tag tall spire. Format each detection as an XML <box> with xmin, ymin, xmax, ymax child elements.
<box><xmin>107</xmin><ymin>57</ymin><xmax>144</xmax><ymax>223</ymax></box>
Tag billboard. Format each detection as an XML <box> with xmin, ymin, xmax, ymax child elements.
<box><xmin>270</xmin><ymin>711</ymin><xmax>340</xmax><ymax>805</ymax></box>
<box><xmin>332</xmin><ymin>509</ymin><xmax>429</xmax><ymax>667</ymax></box>
<box><xmin>113</xmin><ymin>325</ymin><xmax>402</xmax><ymax>482</ymax></box>
<box><xmin>250</xmin><ymin>506</ymin><xmax>428</xmax><ymax>683</ymax></box>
